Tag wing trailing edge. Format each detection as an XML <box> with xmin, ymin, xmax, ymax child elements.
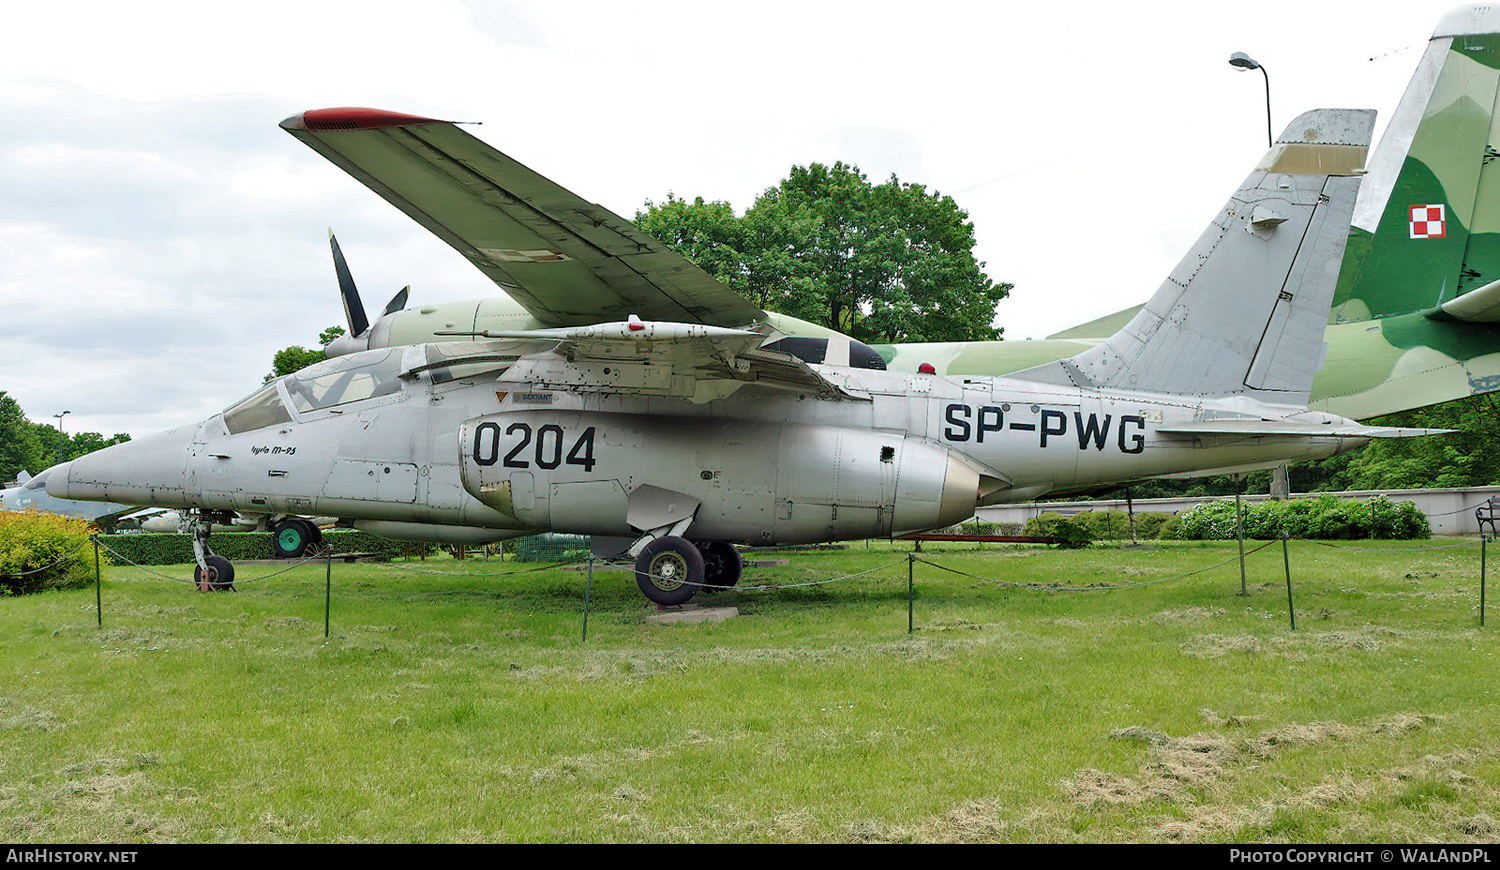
<box><xmin>1157</xmin><ymin>421</ymin><xmax>1451</xmax><ymax>439</ymax></box>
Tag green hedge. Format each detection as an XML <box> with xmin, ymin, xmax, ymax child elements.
<box><xmin>1</xmin><ymin>511</ymin><xmax>97</xmax><ymax>595</ymax></box>
<box><xmin>1021</xmin><ymin>510</ymin><xmax>1179</xmax><ymax>548</ymax></box>
<box><xmin>1021</xmin><ymin>513</ymin><xmax>1095</xmax><ymax>549</ymax></box>
<box><xmin>97</xmin><ymin>529</ymin><xmax>427</xmax><ymax>566</ymax></box>
<box><xmin>1174</xmin><ymin>494</ymin><xmax>1431</xmax><ymax>540</ymax></box>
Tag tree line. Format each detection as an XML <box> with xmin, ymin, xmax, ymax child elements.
<box><xmin>0</xmin><ymin>391</ymin><xmax>131</xmax><ymax>484</ymax></box>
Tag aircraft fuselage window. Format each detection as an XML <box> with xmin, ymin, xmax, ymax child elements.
<box><xmin>763</xmin><ymin>337</ymin><xmax>887</xmax><ymax>371</ymax></box>
<box><xmin>422</xmin><ymin>341</ymin><xmax>516</xmax><ymax>383</ymax></box>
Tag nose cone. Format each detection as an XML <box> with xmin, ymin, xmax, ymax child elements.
<box><xmin>48</xmin><ymin>424</ymin><xmax>197</xmax><ymax>507</ymax></box>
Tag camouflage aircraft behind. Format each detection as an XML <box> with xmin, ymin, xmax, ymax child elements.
<box><xmin>294</xmin><ymin>5</ymin><xmax>1500</xmax><ymax>428</ymax></box>
<box><xmin>48</xmin><ymin>94</ymin><xmax>1444</xmax><ymax>603</ymax></box>
<box><xmin>877</xmin><ymin>4</ymin><xmax>1500</xmax><ymax>421</ymax></box>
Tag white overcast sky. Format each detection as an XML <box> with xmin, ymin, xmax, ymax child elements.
<box><xmin>0</xmin><ymin>0</ymin><xmax>1469</xmax><ymax>441</ymax></box>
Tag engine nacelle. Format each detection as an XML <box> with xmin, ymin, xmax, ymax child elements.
<box><xmin>458</xmin><ymin>411</ymin><xmax>979</xmax><ymax>544</ymax></box>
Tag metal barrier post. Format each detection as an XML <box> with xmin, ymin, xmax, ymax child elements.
<box><xmin>907</xmin><ymin>553</ymin><xmax>915</xmax><ymax>635</ymax></box>
<box><xmin>1282</xmin><ymin>534</ymin><xmax>1295</xmax><ymax>631</ymax></box>
<box><xmin>93</xmin><ymin>534</ymin><xmax>102</xmax><ymax>629</ymax></box>
<box><xmin>324</xmin><ymin>550</ymin><xmax>332</xmax><ymax>639</ymax></box>
<box><xmin>1482</xmin><ymin>536</ymin><xmax>1488</xmax><ymax>628</ymax></box>
<box><xmin>583</xmin><ymin>558</ymin><xmax>594</xmax><ymax>642</ymax></box>
<box><xmin>1236</xmin><ymin>489</ymin><xmax>1248</xmax><ymax>596</ymax></box>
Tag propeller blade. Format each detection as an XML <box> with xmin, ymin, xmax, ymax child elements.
<box><xmin>383</xmin><ymin>286</ymin><xmax>410</xmax><ymax>316</ymax></box>
<box><xmin>329</xmin><ymin>230</ymin><xmax>369</xmax><ymax>338</ymax></box>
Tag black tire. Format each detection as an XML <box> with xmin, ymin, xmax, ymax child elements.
<box><xmin>272</xmin><ymin>519</ymin><xmax>319</xmax><ymax>559</ymax></box>
<box><xmin>193</xmin><ymin>555</ymin><xmax>235</xmax><ymax>591</ymax></box>
<box><xmin>698</xmin><ymin>542</ymin><xmax>743</xmax><ymax>591</ymax></box>
<box><xmin>634</xmin><ymin>536</ymin><xmax>705</xmax><ymax>607</ymax></box>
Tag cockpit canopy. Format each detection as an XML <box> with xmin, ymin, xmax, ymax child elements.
<box><xmin>283</xmin><ymin>347</ymin><xmax>403</xmax><ymax>413</ymax></box>
<box><xmin>222</xmin><ymin>347</ymin><xmax>405</xmax><ymax>435</ymax></box>
<box><xmin>217</xmin><ymin>331</ymin><xmax>885</xmax><ymax>436</ymax></box>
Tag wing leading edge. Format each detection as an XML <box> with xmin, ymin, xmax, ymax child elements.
<box><xmin>280</xmin><ymin>108</ymin><xmax>766</xmax><ymax>330</ymax></box>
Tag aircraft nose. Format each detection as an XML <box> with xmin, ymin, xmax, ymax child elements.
<box><xmin>49</xmin><ymin>424</ymin><xmax>197</xmax><ymax>506</ymax></box>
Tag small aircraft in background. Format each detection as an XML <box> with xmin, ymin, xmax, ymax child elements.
<box><xmin>2</xmin><ymin>467</ymin><xmax>141</xmax><ymax>531</ymax></box>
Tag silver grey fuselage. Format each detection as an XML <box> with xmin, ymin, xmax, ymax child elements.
<box><xmin>49</xmin><ymin>343</ymin><xmax>1365</xmax><ymax>546</ymax></box>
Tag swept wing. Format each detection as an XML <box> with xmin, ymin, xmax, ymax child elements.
<box><xmin>281</xmin><ymin>108</ymin><xmax>765</xmax><ymax>329</ymax></box>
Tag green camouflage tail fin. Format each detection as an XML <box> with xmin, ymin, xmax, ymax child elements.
<box><xmin>1332</xmin><ymin>5</ymin><xmax>1500</xmax><ymax>323</ymax></box>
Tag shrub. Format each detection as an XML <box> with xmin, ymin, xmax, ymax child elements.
<box><xmin>1367</xmin><ymin>494</ymin><xmax>1431</xmax><ymax>540</ymax></box>
<box><xmin>1066</xmin><ymin>510</ymin><xmax>1174</xmax><ymax>541</ymax></box>
<box><xmin>1022</xmin><ymin>512</ymin><xmax>1094</xmax><ymax>548</ymax></box>
<box><xmin>1174</xmin><ymin>495</ymin><xmax>1431</xmax><ymax>540</ymax></box>
<box><xmin>0</xmin><ymin>511</ymin><xmax>98</xmax><ymax>595</ymax></box>
<box><xmin>1174</xmin><ymin>500</ymin><xmax>1241</xmax><ymax>540</ymax></box>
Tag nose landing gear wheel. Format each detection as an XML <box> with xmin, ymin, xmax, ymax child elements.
<box><xmin>194</xmin><ymin>555</ymin><xmax>235</xmax><ymax>591</ymax></box>
<box><xmin>635</xmin><ymin>536</ymin><xmax>705</xmax><ymax>607</ymax></box>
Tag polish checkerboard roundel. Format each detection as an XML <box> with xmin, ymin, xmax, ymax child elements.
<box><xmin>1410</xmin><ymin>204</ymin><xmax>1447</xmax><ymax>239</ymax></box>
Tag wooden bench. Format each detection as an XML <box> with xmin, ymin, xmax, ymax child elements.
<box><xmin>1476</xmin><ymin>497</ymin><xmax>1500</xmax><ymax>537</ymax></box>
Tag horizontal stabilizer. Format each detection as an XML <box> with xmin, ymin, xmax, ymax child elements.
<box><xmin>1157</xmin><ymin>421</ymin><xmax>1451</xmax><ymax>439</ymax></box>
<box><xmin>1430</xmin><ymin>277</ymin><xmax>1500</xmax><ymax>322</ymax></box>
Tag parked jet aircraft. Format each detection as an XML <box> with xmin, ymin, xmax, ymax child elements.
<box><xmin>299</xmin><ymin>5</ymin><xmax>1500</xmax><ymax>428</ymax></box>
<box><xmin>49</xmin><ymin>92</ymin><xmax>1447</xmax><ymax>603</ymax></box>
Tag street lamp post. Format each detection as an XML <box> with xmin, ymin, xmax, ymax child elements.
<box><xmin>1229</xmin><ymin>51</ymin><xmax>1273</xmax><ymax>148</ymax></box>
<box><xmin>53</xmin><ymin>411</ymin><xmax>70</xmax><ymax>465</ymax></box>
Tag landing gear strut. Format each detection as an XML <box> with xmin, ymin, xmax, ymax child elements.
<box><xmin>191</xmin><ymin>511</ymin><xmax>235</xmax><ymax>592</ymax></box>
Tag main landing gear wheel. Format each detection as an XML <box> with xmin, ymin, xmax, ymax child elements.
<box><xmin>272</xmin><ymin>519</ymin><xmax>320</xmax><ymax>559</ymax></box>
<box><xmin>194</xmin><ymin>555</ymin><xmax>235</xmax><ymax>592</ymax></box>
<box><xmin>698</xmin><ymin>542</ymin><xmax>743</xmax><ymax>591</ymax></box>
<box><xmin>635</xmin><ymin>536</ymin><xmax>705</xmax><ymax>607</ymax></box>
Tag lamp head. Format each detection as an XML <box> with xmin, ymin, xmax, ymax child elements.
<box><xmin>1229</xmin><ymin>52</ymin><xmax>1262</xmax><ymax>71</ymax></box>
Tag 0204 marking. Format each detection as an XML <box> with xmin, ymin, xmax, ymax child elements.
<box><xmin>471</xmin><ymin>421</ymin><xmax>598</xmax><ymax>472</ymax></box>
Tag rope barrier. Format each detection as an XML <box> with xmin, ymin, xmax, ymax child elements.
<box><xmin>0</xmin><ymin>549</ymin><xmax>83</xmax><ymax>578</ymax></box>
<box><xmin>370</xmin><ymin>554</ymin><xmax>593</xmax><ymax>577</ymax></box>
<box><xmin>85</xmin><ymin>533</ymin><xmax>1485</xmax><ymax>602</ymax></box>
<box><xmin>91</xmin><ymin>538</ymin><xmax>328</xmax><ymax>585</ymax></box>
<box><xmin>911</xmin><ymin>539</ymin><xmax>1279</xmax><ymax>592</ymax></box>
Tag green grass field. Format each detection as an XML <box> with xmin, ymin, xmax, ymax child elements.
<box><xmin>2</xmin><ymin>539</ymin><xmax>1496</xmax><ymax>843</ymax></box>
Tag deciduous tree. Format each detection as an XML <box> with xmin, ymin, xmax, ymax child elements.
<box><xmin>637</xmin><ymin>163</ymin><xmax>1010</xmax><ymax>343</ymax></box>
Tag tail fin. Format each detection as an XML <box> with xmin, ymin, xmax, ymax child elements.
<box><xmin>1016</xmin><ymin>108</ymin><xmax>1372</xmax><ymax>406</ymax></box>
<box><xmin>1332</xmin><ymin>5</ymin><xmax>1500</xmax><ymax>323</ymax></box>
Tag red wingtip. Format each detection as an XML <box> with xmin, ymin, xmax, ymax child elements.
<box><xmin>281</xmin><ymin>107</ymin><xmax>448</xmax><ymax>132</ymax></box>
